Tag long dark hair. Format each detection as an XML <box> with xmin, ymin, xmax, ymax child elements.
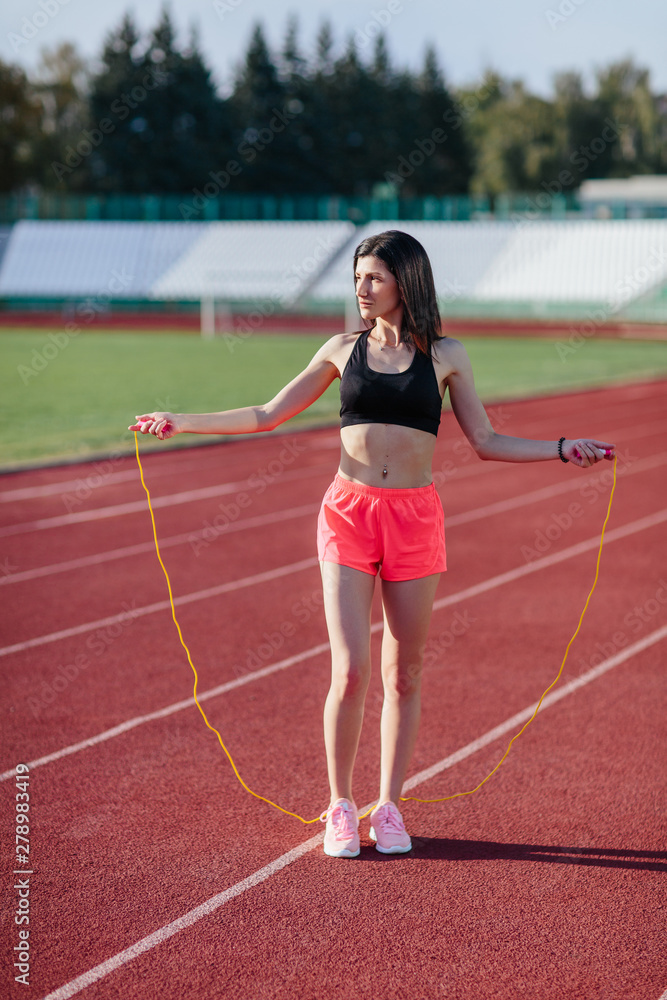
<box><xmin>353</xmin><ymin>229</ymin><xmax>444</xmax><ymax>356</ymax></box>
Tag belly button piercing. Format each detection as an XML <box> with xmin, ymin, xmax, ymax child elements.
<box><xmin>383</xmin><ymin>464</ymin><xmax>388</xmax><ymax>477</ymax></box>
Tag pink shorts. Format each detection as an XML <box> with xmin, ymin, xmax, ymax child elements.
<box><xmin>317</xmin><ymin>474</ymin><xmax>447</xmax><ymax>581</ymax></box>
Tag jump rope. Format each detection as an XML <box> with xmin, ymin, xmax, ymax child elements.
<box><xmin>134</xmin><ymin>432</ymin><xmax>617</xmax><ymax>824</ymax></box>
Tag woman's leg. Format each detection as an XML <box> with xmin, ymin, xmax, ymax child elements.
<box><xmin>378</xmin><ymin>573</ymin><xmax>440</xmax><ymax>805</ymax></box>
<box><xmin>320</xmin><ymin>561</ymin><xmax>376</xmax><ymax>804</ymax></box>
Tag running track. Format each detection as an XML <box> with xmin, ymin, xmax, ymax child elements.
<box><xmin>1</xmin><ymin>381</ymin><xmax>666</xmax><ymax>1000</ymax></box>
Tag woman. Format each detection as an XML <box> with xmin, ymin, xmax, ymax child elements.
<box><xmin>130</xmin><ymin>230</ymin><xmax>614</xmax><ymax>859</ymax></box>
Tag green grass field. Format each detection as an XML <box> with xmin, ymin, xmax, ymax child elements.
<box><xmin>1</xmin><ymin>329</ymin><xmax>666</xmax><ymax>467</ymax></box>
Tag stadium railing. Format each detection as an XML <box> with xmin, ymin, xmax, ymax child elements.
<box><xmin>0</xmin><ymin>192</ymin><xmax>589</xmax><ymax>225</ymax></box>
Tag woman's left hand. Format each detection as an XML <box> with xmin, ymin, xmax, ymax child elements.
<box><xmin>563</xmin><ymin>438</ymin><xmax>615</xmax><ymax>467</ymax></box>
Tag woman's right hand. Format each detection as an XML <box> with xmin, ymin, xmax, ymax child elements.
<box><xmin>128</xmin><ymin>412</ymin><xmax>181</xmax><ymax>440</ymax></box>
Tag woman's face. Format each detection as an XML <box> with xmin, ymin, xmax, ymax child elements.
<box><xmin>354</xmin><ymin>255</ymin><xmax>402</xmax><ymax>322</ymax></box>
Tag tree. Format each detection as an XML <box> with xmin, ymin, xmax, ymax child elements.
<box><xmin>550</xmin><ymin>71</ymin><xmax>614</xmax><ymax>189</ymax></box>
<box><xmin>322</xmin><ymin>33</ymin><xmax>380</xmax><ymax>195</ymax></box>
<box><xmin>228</xmin><ymin>22</ymin><xmax>297</xmax><ymax>192</ymax></box>
<box><xmin>459</xmin><ymin>73</ymin><xmax>557</xmax><ymax>195</ymax></box>
<box><xmin>272</xmin><ymin>14</ymin><xmax>322</xmax><ymax>193</ymax></box>
<box><xmin>6</xmin><ymin>11</ymin><xmax>667</xmax><ymax>200</ymax></box>
<box><xmin>85</xmin><ymin>12</ymin><xmax>148</xmax><ymax>191</ymax></box>
<box><xmin>0</xmin><ymin>59</ymin><xmax>41</xmax><ymax>192</ymax></box>
<box><xmin>594</xmin><ymin>59</ymin><xmax>666</xmax><ymax>175</ymax></box>
<box><xmin>84</xmin><ymin>8</ymin><xmax>229</xmax><ymax>193</ymax></box>
<box><xmin>399</xmin><ymin>45</ymin><xmax>473</xmax><ymax>195</ymax></box>
<box><xmin>314</xmin><ymin>20</ymin><xmax>334</xmax><ymax>77</ymax></box>
<box><xmin>31</xmin><ymin>42</ymin><xmax>90</xmax><ymax>191</ymax></box>
<box><xmin>136</xmin><ymin>12</ymin><xmax>230</xmax><ymax>191</ymax></box>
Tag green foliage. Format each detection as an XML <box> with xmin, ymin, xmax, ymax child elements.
<box><xmin>461</xmin><ymin>59</ymin><xmax>667</xmax><ymax>197</ymax></box>
<box><xmin>84</xmin><ymin>10</ymin><xmax>231</xmax><ymax>193</ymax></box>
<box><xmin>2</xmin><ymin>10</ymin><xmax>666</xmax><ymax>199</ymax></box>
<box><xmin>29</xmin><ymin>43</ymin><xmax>91</xmax><ymax>192</ymax></box>
<box><xmin>0</xmin><ymin>60</ymin><xmax>41</xmax><ymax>191</ymax></box>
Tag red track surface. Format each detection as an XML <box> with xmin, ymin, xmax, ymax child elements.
<box><xmin>1</xmin><ymin>381</ymin><xmax>666</xmax><ymax>1000</ymax></box>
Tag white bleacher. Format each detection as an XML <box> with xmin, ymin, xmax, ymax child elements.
<box><xmin>307</xmin><ymin>221</ymin><xmax>515</xmax><ymax>305</ymax></box>
<box><xmin>0</xmin><ymin>221</ymin><xmax>205</xmax><ymax>298</ymax></box>
<box><xmin>472</xmin><ymin>220</ymin><xmax>667</xmax><ymax>306</ymax></box>
<box><xmin>0</xmin><ymin>218</ymin><xmax>665</xmax><ymax>322</ymax></box>
<box><xmin>149</xmin><ymin>221</ymin><xmax>356</xmax><ymax>305</ymax></box>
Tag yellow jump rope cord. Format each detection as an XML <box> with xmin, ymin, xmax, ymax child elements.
<box><xmin>401</xmin><ymin>451</ymin><xmax>618</xmax><ymax>806</ymax></box>
<box><xmin>134</xmin><ymin>433</ymin><xmax>320</xmax><ymax>825</ymax></box>
<box><xmin>135</xmin><ymin>432</ymin><xmax>616</xmax><ymax>825</ymax></box>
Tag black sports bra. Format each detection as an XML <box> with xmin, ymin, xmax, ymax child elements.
<box><xmin>339</xmin><ymin>330</ymin><xmax>443</xmax><ymax>437</ymax></box>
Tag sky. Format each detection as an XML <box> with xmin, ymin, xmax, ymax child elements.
<box><xmin>2</xmin><ymin>0</ymin><xmax>665</xmax><ymax>98</ymax></box>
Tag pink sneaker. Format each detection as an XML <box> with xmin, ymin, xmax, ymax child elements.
<box><xmin>369</xmin><ymin>802</ymin><xmax>412</xmax><ymax>854</ymax></box>
<box><xmin>320</xmin><ymin>798</ymin><xmax>360</xmax><ymax>858</ymax></box>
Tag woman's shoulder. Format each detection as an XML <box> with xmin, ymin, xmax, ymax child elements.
<box><xmin>431</xmin><ymin>334</ymin><xmax>467</xmax><ymax>359</ymax></box>
<box><xmin>312</xmin><ymin>331</ymin><xmax>364</xmax><ymax>377</ymax></box>
<box><xmin>431</xmin><ymin>335</ymin><xmax>472</xmax><ymax>379</ymax></box>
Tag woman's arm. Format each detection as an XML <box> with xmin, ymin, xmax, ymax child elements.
<box><xmin>129</xmin><ymin>338</ymin><xmax>341</xmax><ymax>441</ymax></box>
<box><xmin>442</xmin><ymin>339</ymin><xmax>615</xmax><ymax>467</ymax></box>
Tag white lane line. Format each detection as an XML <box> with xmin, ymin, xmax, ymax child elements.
<box><xmin>3</xmin><ymin>415</ymin><xmax>659</xmax><ymax>538</ymax></box>
<box><xmin>0</xmin><ymin>449</ymin><xmax>265</xmax><ymax>502</ymax></box>
<box><xmin>445</xmin><ymin>451</ymin><xmax>666</xmax><ymax>528</ymax></box>
<box><xmin>0</xmin><ymin>470</ymin><xmax>141</xmax><ymax>502</ymax></box>
<box><xmin>3</xmin><ymin>448</ymin><xmax>665</xmax><ymax>590</ymax></box>
<box><xmin>403</xmin><ymin>623</ymin><xmax>667</xmax><ymax>792</ymax></box>
<box><xmin>0</xmin><ymin>558</ymin><xmax>318</xmax><ymax>659</ymax></box>
<box><xmin>41</xmin><ymin>832</ymin><xmax>325</xmax><ymax>1000</ymax></box>
<box><xmin>0</xmin><ymin>391</ymin><xmax>661</xmax><ymax>503</ymax></box>
<box><xmin>3</xmin><ymin>507</ymin><xmax>665</xmax><ymax>780</ymax></box>
<box><xmin>0</xmin><ymin>462</ymin><xmax>331</xmax><ymax>539</ymax></box>
<box><xmin>432</xmin><ymin>508</ymin><xmax>667</xmax><ymax>613</ymax></box>
<box><xmin>0</xmin><ymin>453</ymin><xmax>492</xmax><ymax>538</ymax></box>
<box><xmin>0</xmin><ymin>504</ymin><xmax>321</xmax><ymax>587</ymax></box>
<box><xmin>3</xmin><ymin>505</ymin><xmax>665</xmax><ymax>661</ymax></box>
<box><xmin>40</xmin><ymin>624</ymin><xmax>667</xmax><ymax>1000</ymax></box>
<box><xmin>0</xmin><ymin>500</ymin><xmax>667</xmax><ymax>657</ymax></box>
<box><xmin>0</xmin><ymin>641</ymin><xmax>331</xmax><ymax>782</ymax></box>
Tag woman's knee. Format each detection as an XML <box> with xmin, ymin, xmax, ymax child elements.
<box><xmin>383</xmin><ymin>659</ymin><xmax>422</xmax><ymax>700</ymax></box>
<box><xmin>329</xmin><ymin>660</ymin><xmax>370</xmax><ymax>700</ymax></box>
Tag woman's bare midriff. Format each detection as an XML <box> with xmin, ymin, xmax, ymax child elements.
<box><xmin>338</xmin><ymin>422</ymin><xmax>437</xmax><ymax>488</ymax></box>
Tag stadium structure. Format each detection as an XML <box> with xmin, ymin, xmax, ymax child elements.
<box><xmin>1</xmin><ymin>207</ymin><xmax>667</xmax><ymax>337</ymax></box>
